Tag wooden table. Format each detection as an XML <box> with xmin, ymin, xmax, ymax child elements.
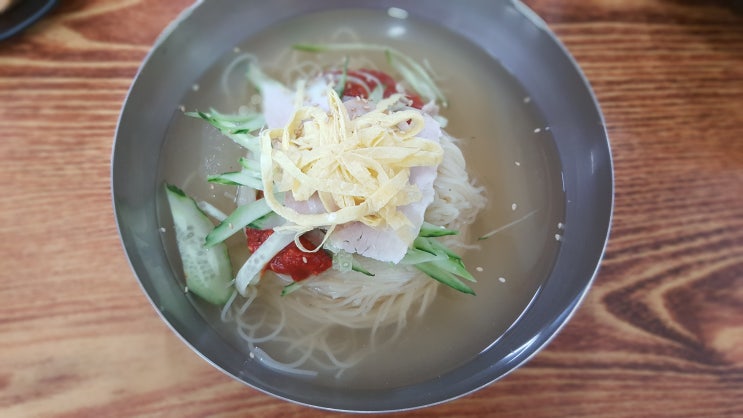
<box><xmin>1</xmin><ymin>1</ymin><xmax>741</xmax><ymax>416</ymax></box>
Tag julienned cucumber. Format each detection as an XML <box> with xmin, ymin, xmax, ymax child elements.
<box><xmin>165</xmin><ymin>184</ymin><xmax>233</xmax><ymax>305</ymax></box>
<box><xmin>408</xmin><ymin>236</ymin><xmax>477</xmax><ymax>295</ymax></box>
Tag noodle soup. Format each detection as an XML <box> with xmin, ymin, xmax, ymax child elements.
<box><xmin>158</xmin><ymin>8</ymin><xmax>564</xmax><ymax>389</ymax></box>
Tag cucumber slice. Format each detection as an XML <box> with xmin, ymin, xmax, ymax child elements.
<box><xmin>204</xmin><ymin>198</ymin><xmax>272</xmax><ymax>247</ymax></box>
<box><xmin>164</xmin><ymin>184</ymin><xmax>233</xmax><ymax>305</ymax></box>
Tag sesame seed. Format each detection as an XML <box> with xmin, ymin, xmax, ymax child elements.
<box><xmin>387</xmin><ymin>7</ymin><xmax>409</xmax><ymax>19</ymax></box>
<box><xmin>159</xmin><ymin>227</ymin><xmax>166</xmax><ymax>233</ymax></box>
<box><xmin>512</xmin><ymin>203</ymin><xmax>518</xmax><ymax>211</ymax></box>
<box><xmin>192</xmin><ymin>84</ymin><xmax>200</xmax><ymax>91</ymax></box>
<box><xmin>302</xmin><ymin>256</ymin><xmax>308</xmax><ymax>264</ymax></box>
<box><xmin>515</xmin><ymin>161</ymin><xmax>521</xmax><ymax>166</ymax></box>
<box><xmin>534</xmin><ymin>128</ymin><xmax>541</xmax><ymax>133</ymax></box>
<box><xmin>555</xmin><ymin>234</ymin><xmax>562</xmax><ymax>241</ymax></box>
<box><xmin>178</xmin><ymin>105</ymin><xmax>185</xmax><ymax>112</ymax></box>
<box><xmin>184</xmin><ymin>286</ymin><xmax>189</xmax><ymax>293</ymax></box>
<box><xmin>228</xmin><ymin>223</ymin><xmax>234</xmax><ymax>229</ymax></box>
<box><xmin>557</xmin><ymin>222</ymin><xmax>565</xmax><ymax>230</ymax></box>
<box><xmin>523</xmin><ymin>96</ymin><xmax>531</xmax><ymax>104</ymax></box>
<box><xmin>545</xmin><ymin>126</ymin><xmax>551</xmax><ymax>131</ymax></box>
<box><xmin>498</xmin><ymin>277</ymin><xmax>506</xmax><ymax>283</ymax></box>
<box><xmin>476</xmin><ymin>266</ymin><xmax>484</xmax><ymax>272</ymax></box>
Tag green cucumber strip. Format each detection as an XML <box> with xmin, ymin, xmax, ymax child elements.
<box><xmin>235</xmin><ymin>230</ymin><xmax>296</xmax><ymax>293</ymax></box>
<box><xmin>204</xmin><ymin>198</ymin><xmax>272</xmax><ymax>247</ymax></box>
<box><xmin>413</xmin><ymin>236</ymin><xmax>437</xmax><ymax>255</ymax></box>
<box><xmin>415</xmin><ymin>262</ymin><xmax>474</xmax><ymax>295</ymax></box>
<box><xmin>418</xmin><ymin>222</ymin><xmax>459</xmax><ymax>237</ymax></box>
<box><xmin>281</xmin><ymin>281</ymin><xmax>303</xmax><ymax>297</ymax></box>
<box><xmin>164</xmin><ymin>184</ymin><xmax>233</xmax><ymax>305</ymax></box>
<box><xmin>192</xmin><ymin>108</ymin><xmax>264</xmax><ymax>131</ymax></box>
<box><xmin>368</xmin><ymin>84</ymin><xmax>384</xmax><ymax>103</ymax></box>
<box><xmin>430</xmin><ymin>258</ymin><xmax>476</xmax><ymax>283</ymax></box>
<box><xmin>207</xmin><ymin>171</ymin><xmax>263</xmax><ymax>190</ymax></box>
<box><xmin>385</xmin><ymin>49</ymin><xmax>447</xmax><ymax>106</ymax></box>
<box><xmin>292</xmin><ymin>43</ymin><xmax>331</xmax><ymax>52</ymax></box>
<box><xmin>411</xmin><ymin>234</ymin><xmax>477</xmax><ymax>291</ymax></box>
<box><xmin>238</xmin><ymin>157</ymin><xmax>261</xmax><ymax>173</ymax></box>
<box><xmin>400</xmin><ymin>247</ymin><xmax>445</xmax><ymax>265</ymax></box>
<box><xmin>186</xmin><ymin>111</ymin><xmax>261</xmax><ymax>153</ymax></box>
<box><xmin>335</xmin><ymin>56</ymin><xmax>350</xmax><ymax>97</ymax></box>
<box><xmin>196</xmin><ymin>201</ymin><xmax>228</xmax><ymax>222</ymax></box>
<box><xmin>248</xmin><ymin>211</ymin><xmax>284</xmax><ymax>229</ymax></box>
<box><xmin>351</xmin><ymin>260</ymin><xmax>375</xmax><ymax>276</ymax></box>
<box><xmin>428</xmin><ymin>237</ymin><xmax>462</xmax><ymax>260</ymax></box>
<box><xmin>388</xmin><ymin>48</ymin><xmax>447</xmax><ymax>105</ymax></box>
<box><xmin>207</xmin><ymin>108</ymin><xmax>264</xmax><ymax>125</ymax></box>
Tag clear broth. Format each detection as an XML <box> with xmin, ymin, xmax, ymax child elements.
<box><xmin>158</xmin><ymin>9</ymin><xmax>564</xmax><ymax>389</ymax></box>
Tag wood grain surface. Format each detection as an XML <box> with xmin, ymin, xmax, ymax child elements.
<box><xmin>1</xmin><ymin>0</ymin><xmax>741</xmax><ymax>417</ymax></box>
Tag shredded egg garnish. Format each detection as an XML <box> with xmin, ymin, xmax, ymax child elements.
<box><xmin>260</xmin><ymin>87</ymin><xmax>443</xmax><ymax>239</ymax></box>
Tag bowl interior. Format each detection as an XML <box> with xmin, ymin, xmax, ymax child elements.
<box><xmin>112</xmin><ymin>0</ymin><xmax>612</xmax><ymax>412</ymax></box>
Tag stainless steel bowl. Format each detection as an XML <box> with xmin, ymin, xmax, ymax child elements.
<box><xmin>112</xmin><ymin>0</ymin><xmax>612</xmax><ymax>412</ymax></box>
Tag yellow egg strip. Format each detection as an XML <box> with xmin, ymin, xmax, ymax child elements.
<box><xmin>260</xmin><ymin>87</ymin><xmax>443</xmax><ymax>235</ymax></box>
